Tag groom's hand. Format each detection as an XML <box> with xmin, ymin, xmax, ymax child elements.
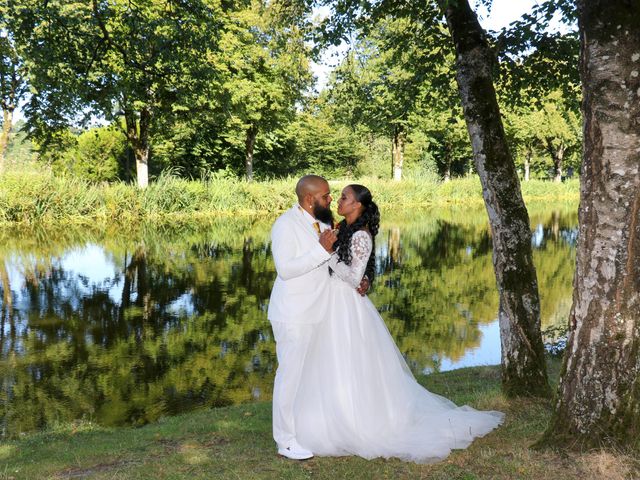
<box><xmin>319</xmin><ymin>229</ymin><xmax>338</xmax><ymax>252</ymax></box>
<box><xmin>356</xmin><ymin>276</ymin><xmax>370</xmax><ymax>296</ymax></box>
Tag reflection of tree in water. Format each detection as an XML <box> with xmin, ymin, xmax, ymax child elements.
<box><xmin>0</xmin><ymin>208</ymin><xmax>577</xmax><ymax>436</ymax></box>
<box><xmin>0</xmin><ymin>233</ymin><xmax>277</xmax><ymax>437</ymax></box>
<box><xmin>413</xmin><ymin>221</ymin><xmax>492</xmax><ymax>270</ymax></box>
<box><xmin>372</xmin><ymin>209</ymin><xmax>577</xmax><ymax>374</ymax></box>
<box><xmin>373</xmin><ymin>219</ymin><xmax>497</xmax><ymax>373</ymax></box>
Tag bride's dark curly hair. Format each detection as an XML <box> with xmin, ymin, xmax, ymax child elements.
<box><xmin>333</xmin><ymin>184</ymin><xmax>380</xmax><ymax>285</ymax></box>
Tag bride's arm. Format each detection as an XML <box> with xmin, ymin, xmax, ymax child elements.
<box><xmin>328</xmin><ymin>230</ymin><xmax>372</xmax><ymax>289</ymax></box>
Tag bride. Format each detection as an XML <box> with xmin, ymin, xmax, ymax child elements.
<box><xmin>294</xmin><ymin>184</ymin><xmax>504</xmax><ymax>463</ymax></box>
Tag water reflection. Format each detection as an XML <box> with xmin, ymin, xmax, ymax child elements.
<box><xmin>0</xmin><ymin>206</ymin><xmax>578</xmax><ymax>437</ymax></box>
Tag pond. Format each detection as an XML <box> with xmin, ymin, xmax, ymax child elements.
<box><xmin>0</xmin><ymin>205</ymin><xmax>577</xmax><ymax>437</ymax></box>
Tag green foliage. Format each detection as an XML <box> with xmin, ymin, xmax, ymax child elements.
<box><xmin>48</xmin><ymin>125</ymin><xmax>128</xmax><ymax>182</ymax></box>
<box><xmin>409</xmin><ymin>110</ymin><xmax>472</xmax><ymax>179</ymax></box>
<box><xmin>286</xmin><ymin>111</ymin><xmax>361</xmax><ymax>177</ymax></box>
<box><xmin>4</xmin><ymin>120</ymin><xmax>35</xmax><ymax>165</ymax></box>
<box><xmin>10</xmin><ymin>0</ymin><xmax>225</xmax><ymax>184</ymax></box>
<box><xmin>352</xmin><ymin>132</ymin><xmax>393</xmax><ymax>178</ymax></box>
<box><xmin>0</xmin><ymin>9</ymin><xmax>28</xmax><ymax>162</ymax></box>
<box><xmin>504</xmin><ymin>91</ymin><xmax>581</xmax><ymax>180</ymax></box>
<box><xmin>1</xmin><ymin>0</ymin><xmax>582</xmax><ymax>185</ymax></box>
<box><xmin>495</xmin><ymin>0</ymin><xmax>579</xmax><ymax>110</ymax></box>
<box><xmin>212</xmin><ymin>0</ymin><xmax>313</xmax><ymax>179</ymax></box>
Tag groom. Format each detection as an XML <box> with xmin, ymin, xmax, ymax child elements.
<box><xmin>268</xmin><ymin>175</ymin><xmax>337</xmax><ymax>460</ymax></box>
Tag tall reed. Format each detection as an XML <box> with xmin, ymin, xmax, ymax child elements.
<box><xmin>0</xmin><ymin>168</ymin><xmax>579</xmax><ymax>226</ymax></box>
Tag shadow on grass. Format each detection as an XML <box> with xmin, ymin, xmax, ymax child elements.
<box><xmin>2</xmin><ymin>360</ymin><xmax>638</xmax><ymax>480</ymax></box>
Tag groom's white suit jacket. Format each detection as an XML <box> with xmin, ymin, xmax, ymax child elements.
<box><xmin>268</xmin><ymin>204</ymin><xmax>332</xmax><ymax>325</ymax></box>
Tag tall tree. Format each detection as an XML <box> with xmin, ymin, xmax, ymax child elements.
<box><xmin>0</xmin><ymin>21</ymin><xmax>27</xmax><ymax>171</ymax></box>
<box><xmin>217</xmin><ymin>0</ymin><xmax>312</xmax><ymax>181</ymax></box>
<box><xmin>543</xmin><ymin>0</ymin><xmax>640</xmax><ymax>448</ymax></box>
<box><xmin>11</xmin><ymin>0</ymin><xmax>223</xmax><ymax>187</ymax></box>
<box><xmin>504</xmin><ymin>92</ymin><xmax>581</xmax><ymax>182</ymax></box>
<box><xmin>325</xmin><ymin>16</ymin><xmax>450</xmax><ymax>180</ymax></box>
<box><xmin>440</xmin><ymin>0</ymin><xmax>550</xmax><ymax>397</ymax></box>
<box><xmin>318</xmin><ymin>0</ymin><xmax>550</xmax><ymax>395</ymax></box>
<box><xmin>537</xmin><ymin>93</ymin><xmax>580</xmax><ymax>182</ymax></box>
<box><xmin>495</xmin><ymin>4</ymin><xmax>581</xmax><ymax>183</ymax></box>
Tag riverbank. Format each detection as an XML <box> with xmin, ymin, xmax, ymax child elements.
<box><xmin>1</xmin><ymin>362</ymin><xmax>637</xmax><ymax>480</ymax></box>
<box><xmin>0</xmin><ymin>169</ymin><xmax>579</xmax><ymax>226</ymax></box>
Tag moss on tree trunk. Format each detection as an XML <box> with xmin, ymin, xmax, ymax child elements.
<box><xmin>443</xmin><ymin>0</ymin><xmax>550</xmax><ymax>397</ymax></box>
<box><xmin>543</xmin><ymin>0</ymin><xmax>640</xmax><ymax>450</ymax></box>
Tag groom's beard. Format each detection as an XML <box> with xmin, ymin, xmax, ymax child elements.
<box><xmin>313</xmin><ymin>202</ymin><xmax>334</xmax><ymax>225</ymax></box>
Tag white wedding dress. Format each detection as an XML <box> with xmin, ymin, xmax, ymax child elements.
<box><xmin>294</xmin><ymin>230</ymin><xmax>504</xmax><ymax>463</ymax></box>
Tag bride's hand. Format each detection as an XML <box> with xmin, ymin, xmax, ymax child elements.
<box><xmin>356</xmin><ymin>276</ymin><xmax>370</xmax><ymax>296</ymax></box>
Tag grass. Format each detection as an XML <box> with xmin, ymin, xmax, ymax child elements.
<box><xmin>0</xmin><ymin>168</ymin><xmax>580</xmax><ymax>226</ymax></box>
<box><xmin>1</xmin><ymin>361</ymin><xmax>637</xmax><ymax>480</ymax></box>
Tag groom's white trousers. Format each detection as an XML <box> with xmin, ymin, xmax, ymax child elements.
<box><xmin>271</xmin><ymin>320</ymin><xmax>315</xmax><ymax>448</ymax></box>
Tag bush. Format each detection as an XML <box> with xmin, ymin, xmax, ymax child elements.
<box><xmin>51</xmin><ymin>126</ymin><xmax>128</xmax><ymax>182</ymax></box>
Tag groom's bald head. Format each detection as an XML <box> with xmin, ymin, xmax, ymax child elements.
<box><xmin>296</xmin><ymin>175</ymin><xmax>329</xmax><ymax>203</ymax></box>
<box><xmin>296</xmin><ymin>175</ymin><xmax>333</xmax><ymax>224</ymax></box>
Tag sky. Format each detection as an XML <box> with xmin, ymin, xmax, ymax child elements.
<box><xmin>474</xmin><ymin>0</ymin><xmax>539</xmax><ymax>31</ymax></box>
<box><xmin>312</xmin><ymin>0</ymin><xmax>540</xmax><ymax>91</ymax></box>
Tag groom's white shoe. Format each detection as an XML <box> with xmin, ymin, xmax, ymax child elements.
<box><xmin>277</xmin><ymin>440</ymin><xmax>314</xmax><ymax>460</ymax></box>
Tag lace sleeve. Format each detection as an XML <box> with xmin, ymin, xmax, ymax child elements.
<box><xmin>328</xmin><ymin>230</ymin><xmax>372</xmax><ymax>289</ymax></box>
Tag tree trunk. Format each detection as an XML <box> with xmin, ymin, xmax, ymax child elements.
<box><xmin>548</xmin><ymin>140</ymin><xmax>565</xmax><ymax>182</ymax></box>
<box><xmin>443</xmin><ymin>0</ymin><xmax>550</xmax><ymax>397</ymax></box>
<box><xmin>132</xmin><ymin>246</ymin><xmax>148</xmax><ymax>309</ymax></box>
<box><xmin>0</xmin><ymin>35</ymin><xmax>22</xmax><ymax>174</ymax></box>
<box><xmin>245</xmin><ymin>125</ymin><xmax>257</xmax><ymax>182</ymax></box>
<box><xmin>543</xmin><ymin>0</ymin><xmax>640</xmax><ymax>449</ymax></box>
<box><xmin>135</xmin><ymin>147</ymin><xmax>149</xmax><ymax>188</ymax></box>
<box><xmin>443</xmin><ymin>142</ymin><xmax>452</xmax><ymax>182</ymax></box>
<box><xmin>391</xmin><ymin>125</ymin><xmax>404</xmax><ymax>181</ymax></box>
<box><xmin>137</xmin><ymin>108</ymin><xmax>151</xmax><ymax>188</ymax></box>
<box><xmin>124</xmin><ymin>108</ymin><xmax>151</xmax><ymax>188</ymax></box>
<box><xmin>524</xmin><ymin>148</ymin><xmax>531</xmax><ymax>181</ymax></box>
<box><xmin>0</xmin><ymin>109</ymin><xmax>13</xmax><ymax>172</ymax></box>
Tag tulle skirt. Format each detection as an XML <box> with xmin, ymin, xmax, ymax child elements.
<box><xmin>294</xmin><ymin>277</ymin><xmax>504</xmax><ymax>463</ymax></box>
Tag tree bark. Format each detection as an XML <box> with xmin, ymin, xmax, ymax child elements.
<box><xmin>391</xmin><ymin>125</ymin><xmax>404</xmax><ymax>181</ymax></box>
<box><xmin>245</xmin><ymin>125</ymin><xmax>257</xmax><ymax>182</ymax></box>
<box><xmin>543</xmin><ymin>0</ymin><xmax>640</xmax><ymax>449</ymax></box>
<box><xmin>124</xmin><ymin>108</ymin><xmax>151</xmax><ymax>188</ymax></box>
<box><xmin>0</xmin><ymin>109</ymin><xmax>12</xmax><ymax>172</ymax></box>
<box><xmin>443</xmin><ymin>0</ymin><xmax>550</xmax><ymax>397</ymax></box>
<box><xmin>547</xmin><ymin>140</ymin><xmax>565</xmax><ymax>182</ymax></box>
<box><xmin>0</xmin><ymin>35</ymin><xmax>22</xmax><ymax>174</ymax></box>
<box><xmin>443</xmin><ymin>142</ymin><xmax>452</xmax><ymax>182</ymax></box>
<box><xmin>443</xmin><ymin>163</ymin><xmax>451</xmax><ymax>182</ymax></box>
<box><xmin>524</xmin><ymin>147</ymin><xmax>531</xmax><ymax>181</ymax></box>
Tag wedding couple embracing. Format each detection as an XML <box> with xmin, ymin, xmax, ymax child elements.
<box><xmin>267</xmin><ymin>175</ymin><xmax>504</xmax><ymax>464</ymax></box>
